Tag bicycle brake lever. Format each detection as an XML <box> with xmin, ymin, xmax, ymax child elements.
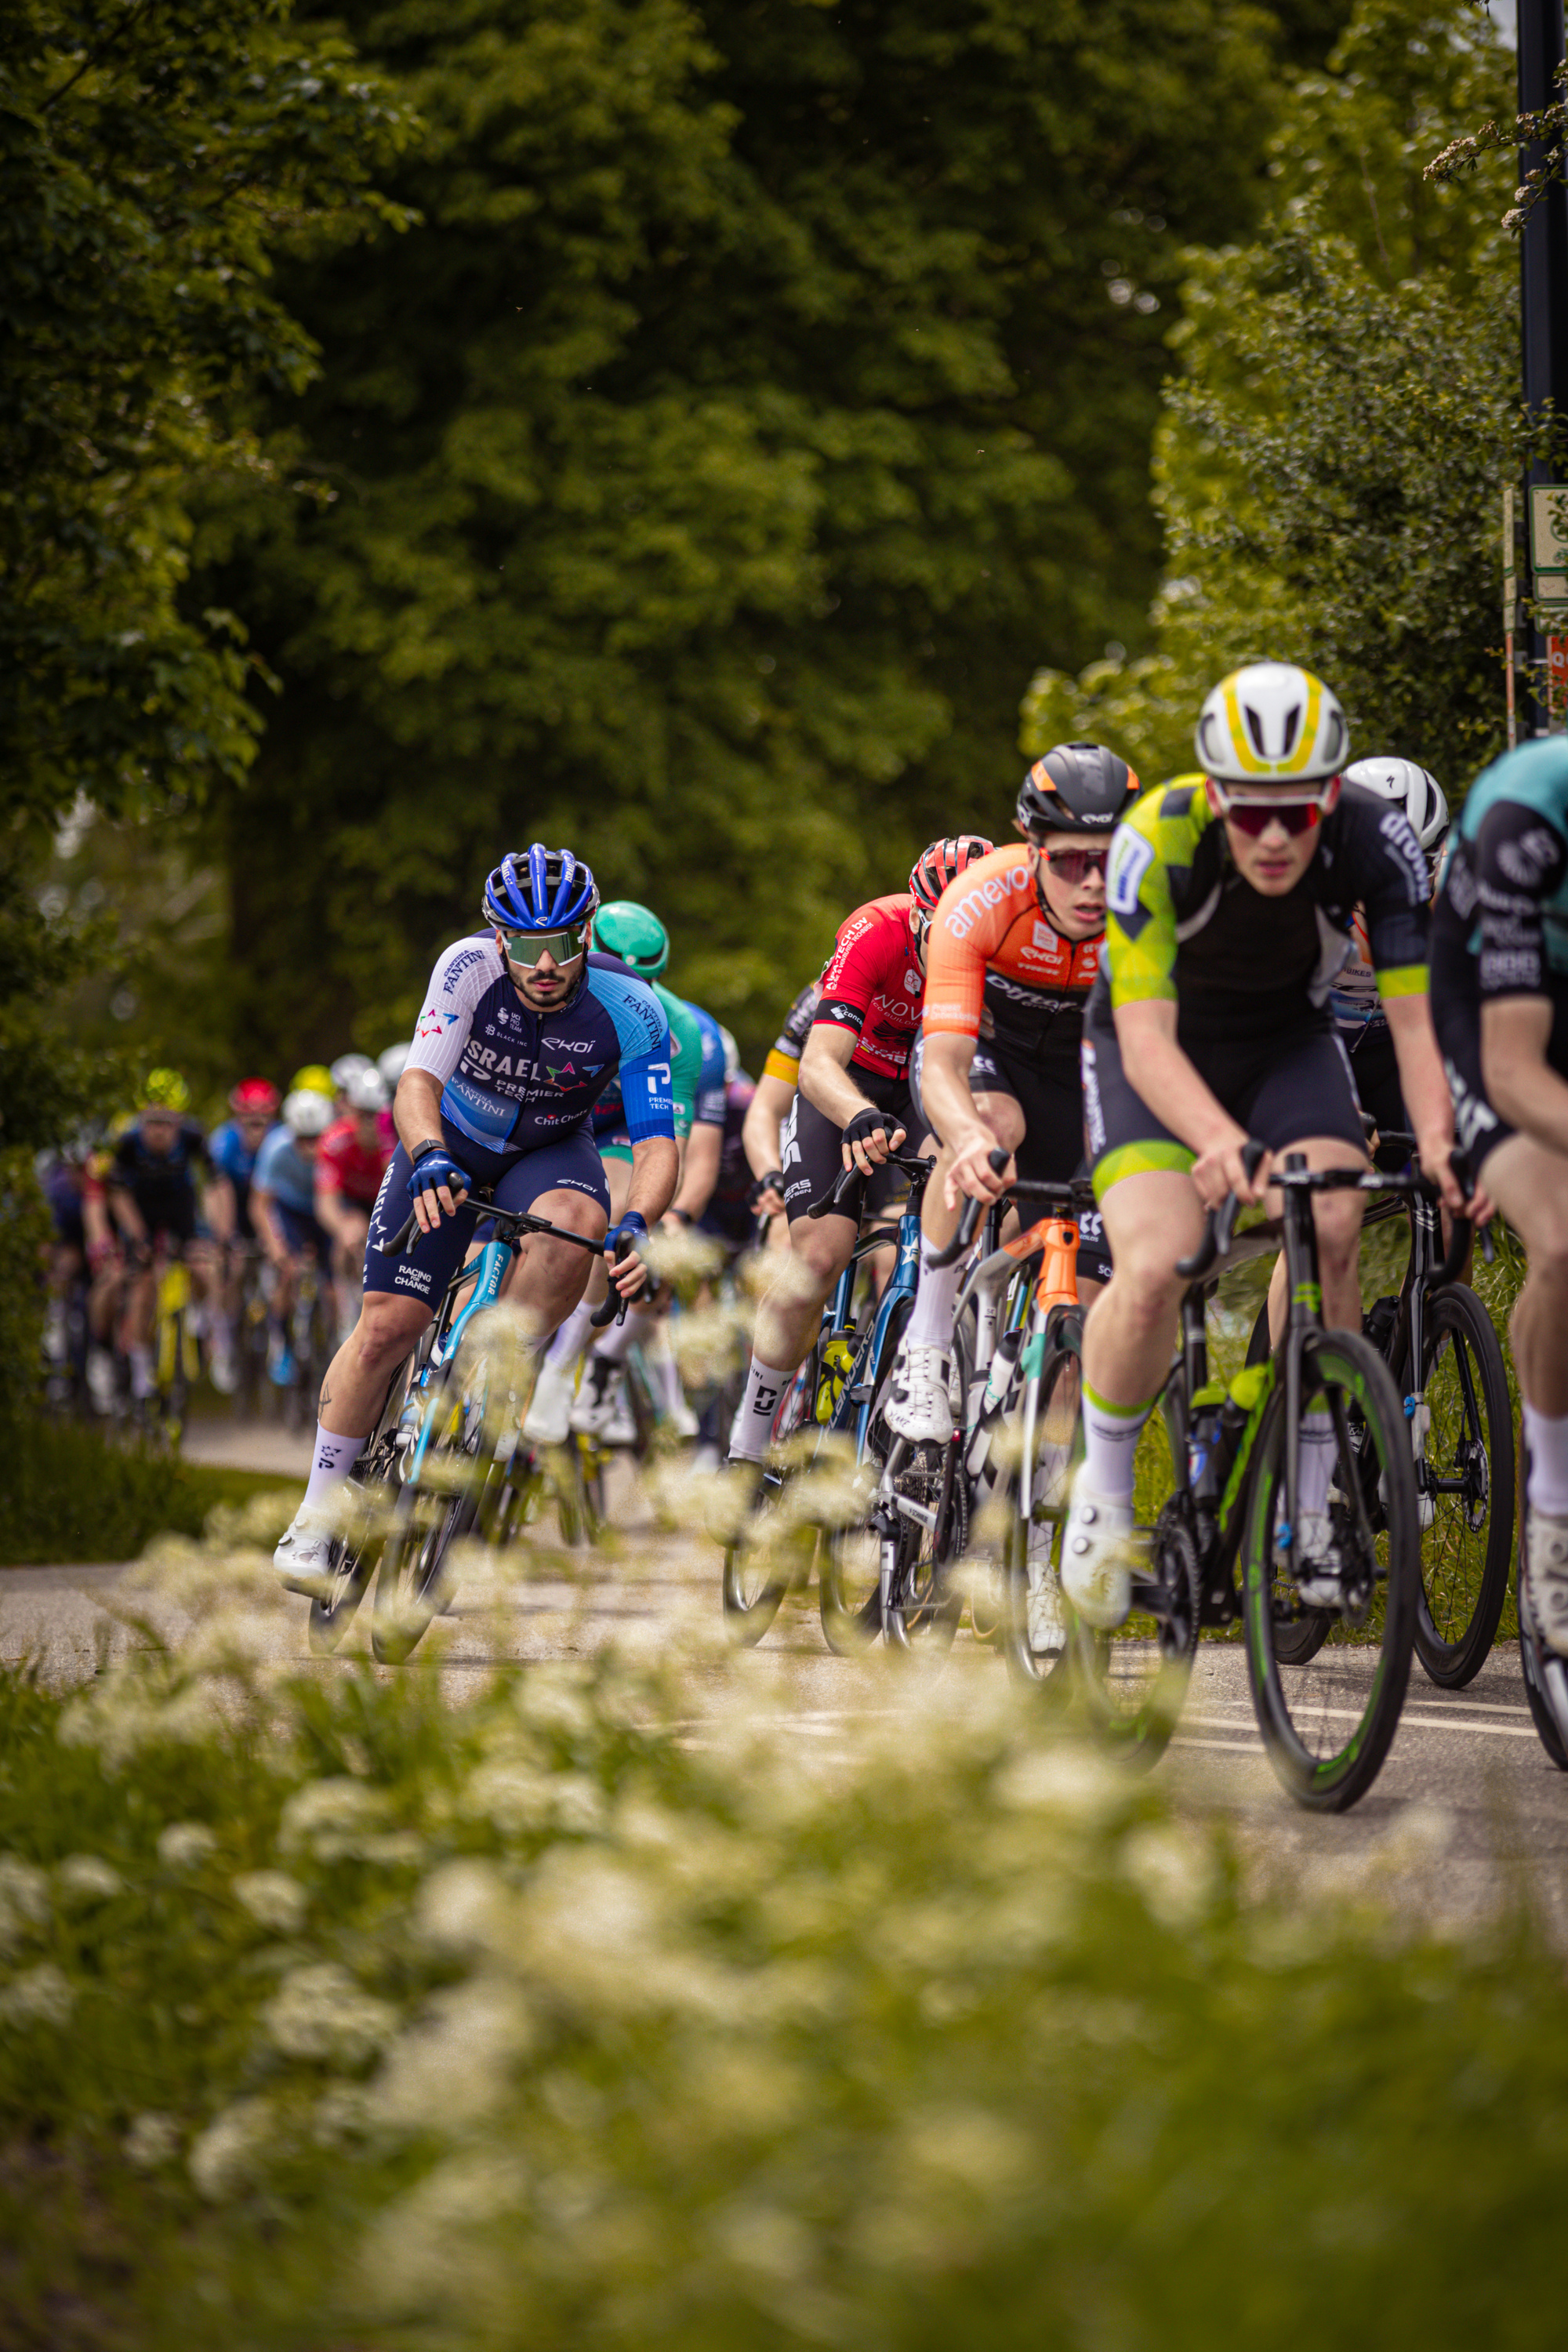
<box><xmin>590</xmin><ymin>1235</ymin><xmax>634</xmax><ymax>1329</ymax></box>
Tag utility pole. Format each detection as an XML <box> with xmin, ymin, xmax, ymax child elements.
<box><xmin>1519</xmin><ymin>0</ymin><xmax>1568</xmax><ymax>731</ymax></box>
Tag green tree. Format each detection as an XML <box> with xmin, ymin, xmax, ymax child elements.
<box><xmin>1022</xmin><ymin>0</ymin><xmax>1522</xmax><ymax>793</ymax></box>
<box><xmin>200</xmin><ymin>0</ymin><xmax>1329</xmax><ymax>1066</ymax></box>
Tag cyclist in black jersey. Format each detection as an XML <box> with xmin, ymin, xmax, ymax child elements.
<box><xmin>1063</xmin><ymin>664</ymin><xmax>1464</xmax><ymax>1632</ymax></box>
<box><xmin>102</xmin><ymin>1072</ymin><xmax>218</xmax><ymax>1408</ymax></box>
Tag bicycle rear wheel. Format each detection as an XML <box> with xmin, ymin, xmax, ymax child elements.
<box><xmin>1414</xmin><ymin>1283</ymin><xmax>1514</xmax><ymax>1687</ymax></box>
<box><xmin>998</xmin><ymin>1325</ymin><xmax>1081</xmax><ymax>1693</ymax></box>
<box><xmin>1070</xmin><ymin>1395</ymin><xmax>1200</xmax><ymax>1768</ymax></box>
<box><xmin>1243</xmin><ymin>1330</ymin><xmax>1417</xmax><ymax>1811</ymax></box>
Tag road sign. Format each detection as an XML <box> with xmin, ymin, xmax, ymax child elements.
<box><xmin>1551</xmin><ymin>635</ymin><xmax>1568</xmax><ymax>728</ymax></box>
<box><xmin>1531</xmin><ymin>482</ymin><xmax>1568</xmax><ymax>573</ymax></box>
<box><xmin>1536</xmin><ymin>572</ymin><xmax>1568</xmax><ymax>605</ymax></box>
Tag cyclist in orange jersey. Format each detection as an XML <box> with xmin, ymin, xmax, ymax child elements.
<box><xmin>884</xmin><ymin>746</ymin><xmax>1139</xmax><ymax>1442</ymax></box>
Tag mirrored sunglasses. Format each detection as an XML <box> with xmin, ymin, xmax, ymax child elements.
<box><xmin>501</xmin><ymin>924</ymin><xmax>590</xmax><ymax>970</ymax></box>
<box><xmin>1214</xmin><ymin>782</ymin><xmax>1334</xmax><ymax>838</ymax></box>
<box><xmin>1042</xmin><ymin>845</ymin><xmax>1109</xmax><ymax>884</ymax></box>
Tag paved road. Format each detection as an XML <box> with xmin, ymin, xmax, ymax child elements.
<box><xmin>5</xmin><ymin>1473</ymin><xmax>1566</xmax><ymax>1933</ymax></box>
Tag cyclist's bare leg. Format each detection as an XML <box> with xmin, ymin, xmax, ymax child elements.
<box><xmin>498</xmin><ymin>1185</ymin><xmax>608</xmax><ymax>1346</ymax></box>
<box><xmin>1478</xmin><ymin>1133</ymin><xmax>1568</xmax><ymax>1413</ymax></box>
<box><xmin>1083</xmin><ymin>1172</ymin><xmax>1207</xmax><ymax>1408</ymax></box>
<box><xmin>317</xmin><ymin>1292</ymin><xmax>432</xmax><ymax>1439</ymax></box>
<box><xmin>750</xmin><ymin>1210</ymin><xmax>858</xmax><ymax>1374</ymax></box>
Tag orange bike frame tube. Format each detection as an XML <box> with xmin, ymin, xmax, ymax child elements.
<box><xmin>1002</xmin><ymin>1215</ymin><xmax>1080</xmax><ymax>1312</ymax></box>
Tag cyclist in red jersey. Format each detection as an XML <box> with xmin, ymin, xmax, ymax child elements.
<box><xmin>314</xmin><ymin>1065</ymin><xmax>394</xmax><ymax>1337</ymax></box>
<box><xmin>727</xmin><ymin>838</ymin><xmax>991</xmax><ymax>1466</ymax></box>
<box><xmin>885</xmin><ymin>748</ymin><xmax>1138</xmax><ymax>1441</ymax></box>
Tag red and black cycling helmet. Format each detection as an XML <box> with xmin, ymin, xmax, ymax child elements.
<box><xmin>1017</xmin><ymin>743</ymin><xmax>1138</xmax><ymax>840</ymax></box>
<box><xmin>908</xmin><ymin>834</ymin><xmax>994</xmax><ymax>916</ymax></box>
<box><xmin>230</xmin><ymin>1077</ymin><xmax>280</xmax><ymax>1116</ymax></box>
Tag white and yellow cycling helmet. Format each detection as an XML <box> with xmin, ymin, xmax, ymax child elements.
<box><xmin>1195</xmin><ymin>662</ymin><xmax>1348</xmax><ymax>785</ymax></box>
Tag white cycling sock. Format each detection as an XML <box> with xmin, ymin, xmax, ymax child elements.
<box><xmin>1297</xmin><ymin>1409</ymin><xmax>1337</xmax><ymax>1516</ymax></box>
<box><xmin>1524</xmin><ymin>1403</ymin><xmax>1568</xmax><ymax>1518</ymax></box>
<box><xmin>904</xmin><ymin>1243</ymin><xmax>964</xmax><ymax>1352</ymax></box>
<box><xmin>1081</xmin><ymin>1382</ymin><xmax>1155</xmax><ymax>1509</ymax></box>
<box><xmin>642</xmin><ymin>1320</ymin><xmax>686</xmax><ymax>1418</ymax></box>
<box><xmin>546</xmin><ymin>1298</ymin><xmax>596</xmax><ymax>1374</ymax></box>
<box><xmin>128</xmin><ymin>1344</ymin><xmax>155</xmax><ymax>1402</ymax></box>
<box><xmin>303</xmin><ymin>1425</ymin><xmax>368</xmax><ymax>1515</ymax></box>
<box><xmin>728</xmin><ymin>1354</ymin><xmax>794</xmax><ymax>1462</ymax></box>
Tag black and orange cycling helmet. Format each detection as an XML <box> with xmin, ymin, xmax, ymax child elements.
<box><xmin>1017</xmin><ymin>742</ymin><xmax>1138</xmax><ymax>841</ymax></box>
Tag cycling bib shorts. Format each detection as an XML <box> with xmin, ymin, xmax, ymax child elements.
<box><xmin>363</xmin><ymin>1131</ymin><xmax>611</xmax><ymax>1306</ymax></box>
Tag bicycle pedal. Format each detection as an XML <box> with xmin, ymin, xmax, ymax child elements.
<box><xmin>848</xmin><ymin>1383</ymin><xmax>874</xmax><ymax>1403</ymax></box>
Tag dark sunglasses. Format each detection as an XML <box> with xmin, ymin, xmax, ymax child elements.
<box><xmin>1212</xmin><ymin>781</ymin><xmax>1335</xmax><ymax>838</ymax></box>
<box><xmin>1041</xmin><ymin>845</ymin><xmax>1109</xmax><ymax>885</ymax></box>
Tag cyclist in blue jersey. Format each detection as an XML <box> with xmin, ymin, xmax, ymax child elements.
<box><xmin>206</xmin><ymin>1077</ymin><xmax>281</xmax><ymax>1391</ymax></box>
<box><xmin>252</xmin><ymin>1089</ymin><xmax>336</xmax><ymax>1385</ymax></box>
<box><xmin>274</xmin><ymin>845</ymin><xmax>679</xmax><ymax>1585</ymax></box>
<box><xmin>1432</xmin><ymin>737</ymin><xmax>1568</xmax><ymax>1646</ymax></box>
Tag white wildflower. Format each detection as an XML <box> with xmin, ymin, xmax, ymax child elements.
<box><xmin>0</xmin><ymin>1963</ymin><xmax>74</xmax><ymax>2029</ymax></box>
<box><xmin>231</xmin><ymin>1870</ymin><xmax>308</xmax><ymax>1936</ymax></box>
<box><xmin>262</xmin><ymin>1962</ymin><xmax>396</xmax><ymax>2065</ymax></box>
<box><xmin>124</xmin><ymin>2111</ymin><xmax>180</xmax><ymax>2169</ymax></box>
<box><xmin>158</xmin><ymin>1822</ymin><xmax>217</xmax><ymax>1872</ymax></box>
<box><xmin>359</xmin><ymin>2153</ymin><xmax>529</xmax><ymax>2316</ymax></box>
<box><xmin>189</xmin><ymin>2095</ymin><xmax>275</xmax><ymax>2201</ymax></box>
<box><xmin>415</xmin><ymin>1859</ymin><xmax>510</xmax><ymax>1955</ymax></box>
<box><xmin>1120</xmin><ymin>1821</ymin><xmax>1218</xmax><ymax>1931</ymax></box>
<box><xmin>517</xmin><ymin>1668</ymin><xmax>594</xmax><ymax>1741</ymax></box>
<box><xmin>370</xmin><ymin>1976</ymin><xmax>534</xmax><ymax>2132</ymax></box>
<box><xmin>0</xmin><ymin>1857</ymin><xmax>50</xmax><ymax>1951</ymax></box>
<box><xmin>278</xmin><ymin>1777</ymin><xmax>394</xmax><ymax>1862</ymax></box>
<box><xmin>992</xmin><ymin>1744</ymin><xmax>1122</xmax><ymax>1824</ymax></box>
<box><xmin>903</xmin><ymin>2104</ymin><xmax>1034</xmax><ymax>2193</ymax></box>
<box><xmin>462</xmin><ymin>1759</ymin><xmax>552</xmax><ymax>1834</ymax></box>
<box><xmin>56</xmin><ymin>1854</ymin><xmax>124</xmax><ymax>1905</ymax></box>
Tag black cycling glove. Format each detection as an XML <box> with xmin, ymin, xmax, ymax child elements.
<box><xmin>746</xmin><ymin>1170</ymin><xmax>786</xmax><ymax>1209</ymax></box>
<box><xmin>842</xmin><ymin>1106</ymin><xmax>894</xmax><ymax>1153</ymax></box>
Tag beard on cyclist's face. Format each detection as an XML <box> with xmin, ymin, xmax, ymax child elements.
<box><xmin>498</xmin><ymin>927</ymin><xmax>586</xmax><ymax>1008</ymax></box>
<box><xmin>1025</xmin><ymin>829</ymin><xmax>1108</xmax><ymax>938</ymax></box>
<box><xmin>1206</xmin><ymin>775</ymin><xmax>1339</xmax><ymax>896</ymax></box>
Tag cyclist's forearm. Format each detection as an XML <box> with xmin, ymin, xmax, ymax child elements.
<box><xmin>1482</xmin><ymin>996</ymin><xmax>1568</xmax><ymax>1153</ymax></box>
<box><xmin>670</xmin><ymin>1121</ymin><xmax>722</xmax><ymax>1221</ymax></box>
<box><xmin>919</xmin><ymin>1033</ymin><xmax>985</xmax><ymax>1149</ymax></box>
<box><xmin>742</xmin><ymin>1075</ymin><xmax>794</xmax><ymax>1178</ymax></box>
<box><xmin>799</xmin><ymin>1031</ymin><xmax>878</xmax><ymax>1130</ymax></box>
<box><xmin>252</xmin><ymin>1194</ymin><xmax>289</xmax><ymax>1262</ymax></box>
<box><xmin>395</xmin><ymin>1069</ymin><xmax>446</xmax><ymax>1156</ymax></box>
<box><xmin>626</xmin><ymin>1135</ymin><xmax>680</xmax><ymax>1228</ymax></box>
<box><xmin>1384</xmin><ymin>993</ymin><xmax>1456</xmax><ymax>1148</ymax></box>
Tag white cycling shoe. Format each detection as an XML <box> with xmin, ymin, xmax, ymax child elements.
<box><xmin>273</xmin><ymin>1509</ymin><xmax>340</xmax><ymax>1597</ymax></box>
<box><xmin>1287</xmin><ymin>1509</ymin><xmax>1345</xmax><ymax>1610</ymax></box>
<box><xmin>522</xmin><ymin>1357</ymin><xmax>575</xmax><ymax>1447</ymax></box>
<box><xmin>884</xmin><ymin>1339</ymin><xmax>953</xmax><ymax>1443</ymax></box>
<box><xmin>571</xmin><ymin>1368</ymin><xmax>637</xmax><ymax>1446</ymax></box>
<box><xmin>1526</xmin><ymin>1509</ymin><xmax>1568</xmax><ymax>1656</ymax></box>
<box><xmin>1059</xmin><ymin>1473</ymin><xmax>1138</xmax><ymax>1631</ymax></box>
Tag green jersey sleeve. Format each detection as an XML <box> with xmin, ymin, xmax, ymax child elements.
<box><xmin>654</xmin><ymin>982</ymin><xmax>702</xmax><ymax>1140</ymax></box>
<box><xmin>1104</xmin><ymin>779</ymin><xmax>1209</xmax><ymax>1009</ymax></box>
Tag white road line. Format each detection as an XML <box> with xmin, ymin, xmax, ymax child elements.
<box><xmin>1171</xmin><ymin>1736</ymin><xmax>1266</xmax><ymax>1755</ymax></box>
<box><xmin>1181</xmin><ymin>1708</ymin><xmax>1540</xmax><ymax>1741</ymax></box>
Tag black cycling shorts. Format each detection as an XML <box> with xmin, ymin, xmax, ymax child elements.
<box><xmin>907</xmin><ymin>1033</ymin><xmax>1112</xmax><ymax>1284</ymax></box>
<box><xmin>781</xmin><ymin>1065</ymin><xmax>917</xmax><ymax>1225</ymax></box>
<box><xmin>1082</xmin><ymin>994</ymin><xmax>1366</xmax><ymax>1199</ymax></box>
<box><xmin>364</xmin><ymin>1130</ymin><xmax>610</xmax><ymax>1308</ymax></box>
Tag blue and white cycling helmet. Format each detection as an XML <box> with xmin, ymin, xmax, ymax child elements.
<box><xmin>483</xmin><ymin>844</ymin><xmax>599</xmax><ymax>936</ymax></box>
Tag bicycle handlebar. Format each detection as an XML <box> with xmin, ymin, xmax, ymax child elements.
<box><xmin>804</xmin><ymin>1152</ymin><xmax>935</xmax><ymax>1221</ymax></box>
<box><xmin>376</xmin><ymin>1194</ymin><xmax>614</xmax><ymax>1261</ymax></box>
<box><xmin>1174</xmin><ymin>1140</ymin><xmax>1269</xmax><ymax>1282</ymax></box>
<box><xmin>590</xmin><ymin>1235</ymin><xmax>636</xmax><ymax>1328</ymax></box>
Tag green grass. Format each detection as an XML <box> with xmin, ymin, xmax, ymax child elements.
<box><xmin>0</xmin><ymin>1528</ymin><xmax>1561</xmax><ymax>2350</ymax></box>
<box><xmin>0</xmin><ymin>1417</ymin><xmax>302</xmax><ymax>1567</ymax></box>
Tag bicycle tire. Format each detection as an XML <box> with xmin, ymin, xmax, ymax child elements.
<box><xmin>998</xmin><ymin>1325</ymin><xmax>1081</xmax><ymax>1694</ymax></box>
<box><xmin>723</xmin><ymin>1355</ymin><xmax>815</xmax><ymax>1646</ymax></box>
<box><xmin>1413</xmin><ymin>1283</ymin><xmax>1515</xmax><ymax>1687</ymax></box>
<box><xmin>372</xmin><ymin>1374</ymin><xmax>488</xmax><ymax>1664</ymax></box>
<box><xmin>820</xmin><ymin>1294</ymin><xmax>916</xmax><ymax>1653</ymax></box>
<box><xmin>1243</xmin><ymin>1328</ymin><xmax>1417</xmax><ymax>1812</ymax></box>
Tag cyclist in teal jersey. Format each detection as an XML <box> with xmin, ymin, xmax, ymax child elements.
<box><xmin>1432</xmin><ymin>735</ymin><xmax>1568</xmax><ymax>1646</ymax></box>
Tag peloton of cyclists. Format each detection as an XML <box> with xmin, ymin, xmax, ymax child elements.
<box><xmin>272</xmin><ymin>844</ymin><xmax>679</xmax><ymax>1589</ymax></box>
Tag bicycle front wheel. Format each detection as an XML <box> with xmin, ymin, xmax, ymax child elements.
<box><xmin>1243</xmin><ymin>1330</ymin><xmax>1417</xmax><ymax>1812</ymax></box>
<box><xmin>1414</xmin><ymin>1283</ymin><xmax>1515</xmax><ymax>1688</ymax></box>
<box><xmin>372</xmin><ymin>1381</ymin><xmax>488</xmax><ymax>1664</ymax></box>
<box><xmin>998</xmin><ymin>1326</ymin><xmax>1081</xmax><ymax>1693</ymax></box>
<box><xmin>724</xmin><ymin>1356</ymin><xmax>815</xmax><ymax>1646</ymax></box>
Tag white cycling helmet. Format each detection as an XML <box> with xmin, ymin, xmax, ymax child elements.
<box><xmin>1195</xmin><ymin>662</ymin><xmax>1349</xmax><ymax>785</ymax></box>
<box><xmin>1343</xmin><ymin>755</ymin><xmax>1450</xmax><ymax>854</ymax></box>
<box><xmin>283</xmin><ymin>1087</ymin><xmax>335</xmax><ymax>1140</ymax></box>
<box><xmin>343</xmin><ymin>1065</ymin><xmax>390</xmax><ymax>1113</ymax></box>
<box><xmin>330</xmin><ymin>1051</ymin><xmax>375</xmax><ymax>1093</ymax></box>
<box><xmin>377</xmin><ymin>1042</ymin><xmax>411</xmax><ymax>1089</ymax></box>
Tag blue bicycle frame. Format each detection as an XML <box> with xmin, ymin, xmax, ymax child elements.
<box><xmin>401</xmin><ymin>1235</ymin><xmax>521</xmax><ymax>1486</ymax></box>
<box><xmin>822</xmin><ymin>1196</ymin><xmax>924</xmax><ymax>1456</ymax></box>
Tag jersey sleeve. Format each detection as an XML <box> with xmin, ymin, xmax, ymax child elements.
<box><xmin>406</xmin><ymin>937</ymin><xmax>500</xmax><ymax>1085</ymax></box>
<box><xmin>251</xmin><ymin>1130</ymin><xmax>288</xmax><ymax>1192</ymax></box>
<box><xmin>588</xmin><ymin>967</ymin><xmax>677</xmax><ymax>1143</ymax></box>
<box><xmin>1468</xmin><ymin>797</ymin><xmax>1568</xmax><ymax>1000</ymax></box>
<box><xmin>1345</xmin><ymin>796</ymin><xmax>1431</xmax><ymax>996</ymax></box>
<box><xmin>813</xmin><ymin>909</ymin><xmax>881</xmax><ymax>1038</ymax></box>
<box><xmin>688</xmin><ymin>1004</ymin><xmax>729</xmax><ymax>1126</ymax></box>
<box><xmin>922</xmin><ymin>856</ymin><xmax>1034</xmax><ymax>1037</ymax></box>
<box><xmin>1104</xmin><ymin>795</ymin><xmax>1182</xmax><ymax>1009</ymax></box>
<box><xmin>763</xmin><ymin>983</ymin><xmax>818</xmax><ymax>1083</ymax></box>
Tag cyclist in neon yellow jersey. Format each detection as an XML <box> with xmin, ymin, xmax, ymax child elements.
<box><xmin>1062</xmin><ymin>662</ymin><xmax>1465</xmax><ymax>1632</ymax></box>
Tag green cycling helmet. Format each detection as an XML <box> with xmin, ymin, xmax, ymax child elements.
<box><xmin>595</xmin><ymin>899</ymin><xmax>669</xmax><ymax>979</ymax></box>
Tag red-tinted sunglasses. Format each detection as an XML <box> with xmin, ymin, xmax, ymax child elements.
<box><xmin>1212</xmin><ymin>780</ymin><xmax>1337</xmax><ymax>837</ymax></box>
<box><xmin>1041</xmin><ymin>844</ymin><xmax>1109</xmax><ymax>884</ymax></box>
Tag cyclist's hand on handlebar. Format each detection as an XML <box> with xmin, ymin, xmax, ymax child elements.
<box><xmin>408</xmin><ymin>1144</ymin><xmax>472</xmax><ymax>1232</ymax></box>
<box><xmin>1417</xmin><ymin>1121</ymin><xmax>1468</xmax><ymax>1215</ymax></box>
<box><xmin>746</xmin><ymin>1171</ymin><xmax>786</xmax><ymax>1218</ymax></box>
<box><xmin>606</xmin><ymin>1211</ymin><xmax>651</xmax><ymax>1298</ymax></box>
<box><xmin>1191</xmin><ymin>1127</ymin><xmax>1265</xmax><ymax>1211</ymax></box>
<box><xmin>945</xmin><ymin>1130</ymin><xmax>1014</xmax><ymax>1212</ymax></box>
<box><xmin>840</xmin><ymin>1105</ymin><xmax>906</xmax><ymax>1177</ymax></box>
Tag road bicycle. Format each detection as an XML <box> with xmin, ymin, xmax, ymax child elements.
<box><xmin>1073</xmin><ymin>1146</ymin><xmax>1436</xmax><ymax>1810</ymax></box>
<box><xmin>306</xmin><ymin>1195</ymin><xmax>620</xmax><ymax>1661</ymax></box>
<box><xmin>283</xmin><ymin>1257</ymin><xmax>338</xmax><ymax>1432</ymax></box>
<box><xmin>141</xmin><ymin>1243</ymin><xmax>199</xmax><ymax>1447</ymax></box>
<box><xmin>1244</xmin><ymin>1133</ymin><xmax>1513</xmax><ymax>1689</ymax></box>
<box><xmin>719</xmin><ymin>1152</ymin><xmax>934</xmax><ymax>1648</ymax></box>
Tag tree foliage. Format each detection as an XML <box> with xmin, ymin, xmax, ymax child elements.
<box><xmin>1023</xmin><ymin>0</ymin><xmax>1521</xmax><ymax>793</ymax></box>
<box><xmin>198</xmin><ymin>0</ymin><xmax>1321</xmax><ymax>1065</ymax></box>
